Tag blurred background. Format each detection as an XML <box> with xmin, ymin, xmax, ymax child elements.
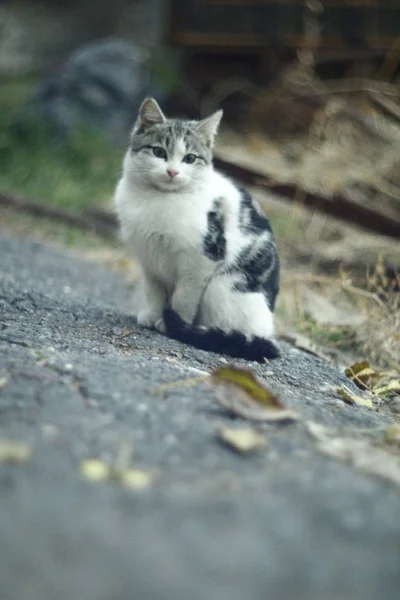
<box><xmin>0</xmin><ymin>0</ymin><xmax>399</xmax><ymax>380</ymax></box>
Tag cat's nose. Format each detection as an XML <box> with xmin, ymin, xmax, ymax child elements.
<box><xmin>167</xmin><ymin>168</ymin><xmax>179</xmax><ymax>179</ymax></box>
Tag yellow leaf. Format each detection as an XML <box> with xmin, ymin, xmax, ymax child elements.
<box><xmin>210</xmin><ymin>366</ymin><xmax>283</xmax><ymax>408</ymax></box>
<box><xmin>209</xmin><ymin>365</ymin><xmax>298</xmax><ymax>422</ymax></box>
<box><xmin>119</xmin><ymin>469</ymin><xmax>153</xmax><ymax>489</ymax></box>
<box><xmin>344</xmin><ymin>361</ymin><xmax>369</xmax><ymax>377</ymax></box>
<box><xmin>0</xmin><ymin>377</ymin><xmax>7</xmax><ymax>390</ymax></box>
<box><xmin>337</xmin><ymin>386</ymin><xmax>373</xmax><ymax>409</ymax></box>
<box><xmin>374</xmin><ymin>380</ymin><xmax>400</xmax><ymax>396</ymax></box>
<box><xmin>80</xmin><ymin>459</ymin><xmax>111</xmax><ymax>481</ymax></box>
<box><xmin>218</xmin><ymin>426</ymin><xmax>268</xmax><ymax>453</ymax></box>
<box><xmin>0</xmin><ymin>441</ymin><xmax>31</xmax><ymax>463</ymax></box>
<box><xmin>384</xmin><ymin>424</ymin><xmax>400</xmax><ymax>445</ymax></box>
<box><xmin>345</xmin><ymin>361</ymin><xmax>381</xmax><ymax>390</ymax></box>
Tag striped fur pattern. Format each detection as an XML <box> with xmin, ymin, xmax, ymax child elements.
<box><xmin>114</xmin><ymin>98</ymin><xmax>280</xmax><ymax>361</ymax></box>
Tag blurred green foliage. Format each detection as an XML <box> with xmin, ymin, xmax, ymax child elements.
<box><xmin>0</xmin><ymin>77</ymin><xmax>124</xmax><ymax>211</ymax></box>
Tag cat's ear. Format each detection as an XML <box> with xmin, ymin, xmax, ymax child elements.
<box><xmin>133</xmin><ymin>98</ymin><xmax>166</xmax><ymax>132</ymax></box>
<box><xmin>195</xmin><ymin>110</ymin><xmax>223</xmax><ymax>147</ymax></box>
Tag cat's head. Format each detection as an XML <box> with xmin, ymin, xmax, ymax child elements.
<box><xmin>126</xmin><ymin>98</ymin><xmax>222</xmax><ymax>192</ymax></box>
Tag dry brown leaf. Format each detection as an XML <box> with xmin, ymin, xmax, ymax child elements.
<box><xmin>0</xmin><ymin>440</ymin><xmax>31</xmax><ymax>463</ymax></box>
<box><xmin>337</xmin><ymin>386</ymin><xmax>374</xmax><ymax>409</ymax></box>
<box><xmin>210</xmin><ymin>366</ymin><xmax>284</xmax><ymax>408</ymax></box>
<box><xmin>345</xmin><ymin>361</ymin><xmax>381</xmax><ymax>390</ymax></box>
<box><xmin>209</xmin><ymin>365</ymin><xmax>298</xmax><ymax>422</ymax></box>
<box><xmin>0</xmin><ymin>377</ymin><xmax>7</xmax><ymax>390</ymax></box>
<box><xmin>218</xmin><ymin>426</ymin><xmax>268</xmax><ymax>453</ymax></box>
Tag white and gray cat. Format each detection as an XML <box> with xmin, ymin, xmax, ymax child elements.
<box><xmin>114</xmin><ymin>98</ymin><xmax>280</xmax><ymax>361</ymax></box>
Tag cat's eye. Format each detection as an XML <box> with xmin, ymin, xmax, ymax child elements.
<box><xmin>183</xmin><ymin>154</ymin><xmax>196</xmax><ymax>164</ymax></box>
<box><xmin>152</xmin><ymin>146</ymin><xmax>167</xmax><ymax>160</ymax></box>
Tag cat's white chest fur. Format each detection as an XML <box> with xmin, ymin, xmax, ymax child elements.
<box><xmin>114</xmin><ymin>168</ymin><xmax>235</xmax><ymax>284</ymax></box>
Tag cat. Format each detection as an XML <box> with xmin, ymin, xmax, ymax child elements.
<box><xmin>114</xmin><ymin>98</ymin><xmax>280</xmax><ymax>361</ymax></box>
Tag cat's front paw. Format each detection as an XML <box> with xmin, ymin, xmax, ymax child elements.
<box><xmin>137</xmin><ymin>310</ymin><xmax>162</xmax><ymax>329</ymax></box>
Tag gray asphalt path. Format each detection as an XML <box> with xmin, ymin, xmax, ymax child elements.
<box><xmin>0</xmin><ymin>233</ymin><xmax>399</xmax><ymax>600</ymax></box>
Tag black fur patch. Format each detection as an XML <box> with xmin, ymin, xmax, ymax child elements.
<box><xmin>203</xmin><ymin>198</ymin><xmax>226</xmax><ymax>261</ymax></box>
<box><xmin>264</xmin><ymin>253</ymin><xmax>280</xmax><ymax>311</ymax></box>
<box><xmin>163</xmin><ymin>308</ymin><xmax>280</xmax><ymax>362</ymax></box>
<box><xmin>238</xmin><ymin>188</ymin><xmax>272</xmax><ymax>234</ymax></box>
<box><xmin>232</xmin><ymin>239</ymin><xmax>279</xmax><ymax>297</ymax></box>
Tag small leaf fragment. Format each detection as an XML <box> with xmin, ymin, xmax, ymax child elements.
<box><xmin>0</xmin><ymin>440</ymin><xmax>31</xmax><ymax>463</ymax></box>
<box><xmin>119</xmin><ymin>469</ymin><xmax>153</xmax><ymax>489</ymax></box>
<box><xmin>384</xmin><ymin>424</ymin><xmax>400</xmax><ymax>445</ymax></box>
<box><xmin>210</xmin><ymin>365</ymin><xmax>283</xmax><ymax>408</ymax></box>
<box><xmin>218</xmin><ymin>426</ymin><xmax>268</xmax><ymax>453</ymax></box>
<box><xmin>80</xmin><ymin>459</ymin><xmax>111</xmax><ymax>481</ymax></box>
<box><xmin>0</xmin><ymin>377</ymin><xmax>7</xmax><ymax>390</ymax></box>
<box><xmin>337</xmin><ymin>386</ymin><xmax>373</xmax><ymax>409</ymax></box>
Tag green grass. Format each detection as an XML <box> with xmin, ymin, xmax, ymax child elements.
<box><xmin>0</xmin><ymin>77</ymin><xmax>124</xmax><ymax>212</ymax></box>
<box><xmin>0</xmin><ymin>112</ymin><xmax>124</xmax><ymax>211</ymax></box>
<box><xmin>296</xmin><ymin>318</ymin><xmax>363</xmax><ymax>355</ymax></box>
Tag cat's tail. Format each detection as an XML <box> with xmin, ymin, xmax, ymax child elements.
<box><xmin>163</xmin><ymin>308</ymin><xmax>280</xmax><ymax>362</ymax></box>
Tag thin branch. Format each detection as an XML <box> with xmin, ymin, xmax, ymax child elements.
<box><xmin>368</xmin><ymin>91</ymin><xmax>400</xmax><ymax>124</ymax></box>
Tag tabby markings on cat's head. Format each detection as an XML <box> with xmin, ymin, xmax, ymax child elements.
<box><xmin>128</xmin><ymin>98</ymin><xmax>223</xmax><ymax>192</ymax></box>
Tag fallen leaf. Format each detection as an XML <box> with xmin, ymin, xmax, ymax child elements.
<box><xmin>0</xmin><ymin>377</ymin><xmax>7</xmax><ymax>390</ymax></box>
<box><xmin>337</xmin><ymin>386</ymin><xmax>373</xmax><ymax>409</ymax></box>
<box><xmin>384</xmin><ymin>424</ymin><xmax>400</xmax><ymax>445</ymax></box>
<box><xmin>218</xmin><ymin>426</ymin><xmax>268</xmax><ymax>453</ymax></box>
<box><xmin>210</xmin><ymin>366</ymin><xmax>284</xmax><ymax>408</ymax></box>
<box><xmin>374</xmin><ymin>380</ymin><xmax>400</xmax><ymax>396</ymax></box>
<box><xmin>209</xmin><ymin>365</ymin><xmax>298</xmax><ymax>422</ymax></box>
<box><xmin>344</xmin><ymin>360</ymin><xmax>369</xmax><ymax>377</ymax></box>
<box><xmin>0</xmin><ymin>440</ymin><xmax>31</xmax><ymax>463</ymax></box>
<box><xmin>344</xmin><ymin>361</ymin><xmax>381</xmax><ymax>390</ymax></box>
<box><xmin>80</xmin><ymin>459</ymin><xmax>110</xmax><ymax>481</ymax></box>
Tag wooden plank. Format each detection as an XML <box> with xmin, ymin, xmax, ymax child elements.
<box><xmin>169</xmin><ymin>0</ymin><xmax>400</xmax><ymax>50</ymax></box>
